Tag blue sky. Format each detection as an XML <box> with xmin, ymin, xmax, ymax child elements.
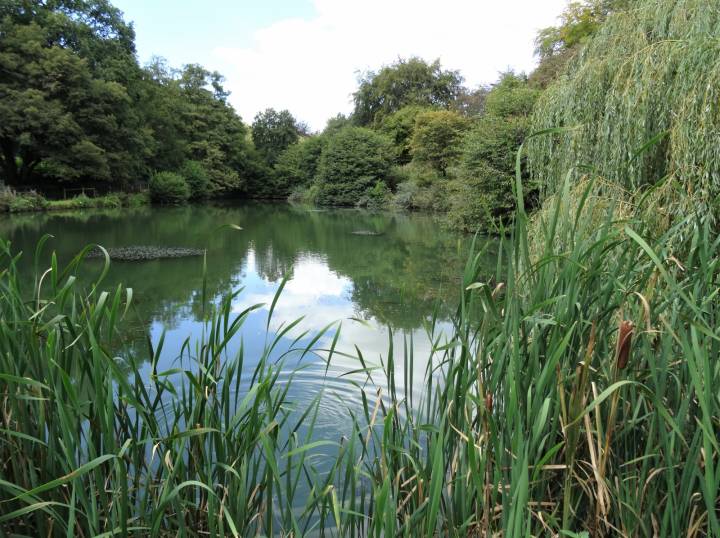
<box><xmin>113</xmin><ymin>0</ymin><xmax>568</xmax><ymax>130</ymax></box>
<box><xmin>114</xmin><ymin>0</ymin><xmax>316</xmax><ymax>69</ymax></box>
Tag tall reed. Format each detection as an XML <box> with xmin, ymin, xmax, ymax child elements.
<box><xmin>1</xmin><ymin>170</ymin><xmax>718</xmax><ymax>536</ymax></box>
<box><xmin>324</xmin><ymin>171</ymin><xmax>719</xmax><ymax>536</ymax></box>
<box><xmin>0</xmin><ymin>241</ymin><xmax>343</xmax><ymax>536</ymax></box>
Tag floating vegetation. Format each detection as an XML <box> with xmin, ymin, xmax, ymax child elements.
<box><xmin>86</xmin><ymin>245</ymin><xmax>204</xmax><ymax>261</ymax></box>
<box><xmin>350</xmin><ymin>230</ymin><xmax>384</xmax><ymax>236</ymax></box>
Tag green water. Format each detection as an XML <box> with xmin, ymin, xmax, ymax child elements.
<box><xmin>1</xmin><ymin>202</ymin><xmax>495</xmax><ymax>435</ymax></box>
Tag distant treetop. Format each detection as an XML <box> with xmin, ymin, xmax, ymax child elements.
<box><xmin>251</xmin><ymin>108</ymin><xmax>303</xmax><ymax>166</ymax></box>
<box><xmin>352</xmin><ymin>57</ymin><xmax>463</xmax><ymax>127</ymax></box>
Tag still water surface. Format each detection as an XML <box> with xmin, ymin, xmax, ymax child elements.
<box><xmin>1</xmin><ymin>202</ymin><xmax>494</xmax><ymax>438</ymax></box>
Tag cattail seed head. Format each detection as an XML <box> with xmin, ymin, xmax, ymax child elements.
<box><xmin>615</xmin><ymin>320</ymin><xmax>634</xmax><ymax>370</ymax></box>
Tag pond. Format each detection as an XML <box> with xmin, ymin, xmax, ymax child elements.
<box><xmin>0</xmin><ymin>202</ymin><xmax>495</xmax><ymax>441</ymax></box>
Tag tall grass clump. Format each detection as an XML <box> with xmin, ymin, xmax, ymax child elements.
<box><xmin>0</xmin><ymin>241</ymin><xmax>343</xmax><ymax>536</ymax></box>
<box><xmin>0</xmin><ymin>189</ymin><xmax>149</xmax><ymax>213</ymax></box>
<box><xmin>528</xmin><ymin>0</ymin><xmax>720</xmax><ymax>222</ymax></box>
<box><xmin>321</xmin><ymin>166</ymin><xmax>719</xmax><ymax>535</ymax></box>
<box><xmin>0</xmin><ymin>188</ymin><xmax>48</xmax><ymax>212</ymax></box>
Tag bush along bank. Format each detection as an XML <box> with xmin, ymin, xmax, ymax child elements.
<box><xmin>0</xmin><ymin>189</ymin><xmax>150</xmax><ymax>213</ymax></box>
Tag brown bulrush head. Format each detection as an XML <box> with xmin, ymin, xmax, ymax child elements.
<box><xmin>485</xmin><ymin>393</ymin><xmax>493</xmax><ymax>413</ymax></box>
<box><xmin>615</xmin><ymin>320</ymin><xmax>634</xmax><ymax>370</ymax></box>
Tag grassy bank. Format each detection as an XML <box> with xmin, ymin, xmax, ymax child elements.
<box><xmin>0</xmin><ymin>189</ymin><xmax>150</xmax><ymax>213</ymax></box>
<box><xmin>0</xmin><ymin>173</ymin><xmax>718</xmax><ymax>536</ymax></box>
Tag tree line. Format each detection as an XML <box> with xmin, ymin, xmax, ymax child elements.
<box><xmin>0</xmin><ymin>0</ymin><xmax>266</xmax><ymax>202</ymax></box>
<box><xmin>268</xmin><ymin>0</ymin><xmax>624</xmax><ymax>230</ymax></box>
<box><xmin>0</xmin><ymin>0</ymin><xmax>625</xmax><ymax>230</ymax></box>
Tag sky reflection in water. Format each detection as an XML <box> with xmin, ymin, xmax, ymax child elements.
<box><xmin>1</xmin><ymin>202</ymin><xmax>495</xmax><ymax>438</ymax></box>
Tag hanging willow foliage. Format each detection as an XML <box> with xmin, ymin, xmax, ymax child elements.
<box><xmin>528</xmin><ymin>0</ymin><xmax>720</xmax><ymax>220</ymax></box>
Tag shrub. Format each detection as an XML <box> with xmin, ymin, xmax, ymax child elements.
<box><xmin>461</xmin><ymin>116</ymin><xmax>531</xmax><ymax>175</ymax></box>
<box><xmin>356</xmin><ymin>181</ymin><xmax>392</xmax><ymax>209</ymax></box>
<box><xmin>409</xmin><ymin>110</ymin><xmax>469</xmax><ymax>174</ymax></box>
<box><xmin>0</xmin><ymin>189</ymin><xmax>146</xmax><ymax>213</ymax></box>
<box><xmin>288</xmin><ymin>184</ymin><xmax>320</xmax><ymax>205</ymax></box>
<box><xmin>446</xmin><ymin>73</ymin><xmax>539</xmax><ymax>230</ymax></box>
<box><xmin>149</xmin><ymin>171</ymin><xmax>190</xmax><ymax>204</ymax></box>
<box><xmin>46</xmin><ymin>194</ymin><xmax>94</xmax><ymax>211</ymax></box>
<box><xmin>274</xmin><ymin>136</ymin><xmax>326</xmax><ymax>197</ymax></box>
<box><xmin>180</xmin><ymin>161</ymin><xmax>211</xmax><ymax>199</ymax></box>
<box><xmin>1</xmin><ymin>190</ymin><xmax>48</xmax><ymax>212</ymax></box>
<box><xmin>392</xmin><ymin>179</ymin><xmax>448</xmax><ymax>212</ymax></box>
<box><xmin>445</xmin><ymin>118</ymin><xmax>530</xmax><ymax>230</ymax></box>
<box><xmin>391</xmin><ymin>162</ymin><xmax>448</xmax><ymax>212</ymax></box>
<box><xmin>445</xmin><ymin>163</ymin><xmax>514</xmax><ymax>232</ymax></box>
<box><xmin>391</xmin><ymin>161</ymin><xmax>443</xmax><ymax>187</ymax></box>
<box><xmin>124</xmin><ymin>191</ymin><xmax>150</xmax><ymax>208</ymax></box>
<box><xmin>379</xmin><ymin>105</ymin><xmax>430</xmax><ymax>164</ymax></box>
<box><xmin>316</xmin><ymin>127</ymin><xmax>393</xmax><ymax>206</ymax></box>
<box><xmin>99</xmin><ymin>193</ymin><xmax>123</xmax><ymax>208</ymax></box>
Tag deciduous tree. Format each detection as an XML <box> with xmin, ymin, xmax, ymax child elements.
<box><xmin>410</xmin><ymin>110</ymin><xmax>469</xmax><ymax>175</ymax></box>
<box><xmin>352</xmin><ymin>57</ymin><xmax>462</xmax><ymax>127</ymax></box>
<box><xmin>316</xmin><ymin>127</ymin><xmax>393</xmax><ymax>206</ymax></box>
<box><xmin>251</xmin><ymin>108</ymin><xmax>301</xmax><ymax>166</ymax></box>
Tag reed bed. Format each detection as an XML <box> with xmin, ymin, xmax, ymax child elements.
<box><xmin>1</xmin><ymin>173</ymin><xmax>718</xmax><ymax>535</ymax></box>
<box><xmin>326</xmin><ymin>173</ymin><xmax>719</xmax><ymax>536</ymax></box>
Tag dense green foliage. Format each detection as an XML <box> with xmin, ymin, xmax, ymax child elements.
<box><xmin>315</xmin><ymin>127</ymin><xmax>394</xmax><ymax>206</ymax></box>
<box><xmin>142</xmin><ymin>61</ymin><xmax>260</xmax><ymax>195</ymax></box>
<box><xmin>274</xmin><ymin>64</ymin><xmax>542</xmax><ymax>216</ymax></box>
<box><xmin>409</xmin><ymin>110</ymin><xmax>469</xmax><ymax>174</ymax></box>
<box><xmin>0</xmin><ymin>0</ymin><xmax>651</xmax><ymax>230</ymax></box>
<box><xmin>445</xmin><ymin>73</ymin><xmax>541</xmax><ymax>230</ymax></box>
<box><xmin>352</xmin><ymin>57</ymin><xmax>463</xmax><ymax>127</ymax></box>
<box><xmin>275</xmin><ymin>121</ymin><xmax>399</xmax><ymax>207</ymax></box>
<box><xmin>251</xmin><ymin>108</ymin><xmax>301</xmax><ymax>166</ymax></box>
<box><xmin>0</xmin><ymin>188</ymin><xmax>148</xmax><ymax>213</ymax></box>
<box><xmin>149</xmin><ymin>171</ymin><xmax>190</xmax><ymax>203</ymax></box>
<box><xmin>0</xmin><ymin>0</ymin><xmax>146</xmax><ymax>186</ymax></box>
<box><xmin>0</xmin><ymin>0</ymin><xmax>615</xmax><ymax>223</ymax></box>
<box><xmin>529</xmin><ymin>0</ymin><xmax>720</xmax><ymax>223</ymax></box>
<box><xmin>274</xmin><ymin>136</ymin><xmax>326</xmax><ymax>195</ymax></box>
<box><xmin>378</xmin><ymin>105</ymin><xmax>429</xmax><ymax>164</ymax></box>
<box><xmin>0</xmin><ymin>2</ymin><xmax>262</xmax><ymax>199</ymax></box>
<box><xmin>180</xmin><ymin>160</ymin><xmax>211</xmax><ymax>199</ymax></box>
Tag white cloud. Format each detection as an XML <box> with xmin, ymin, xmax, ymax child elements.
<box><xmin>213</xmin><ymin>0</ymin><xmax>567</xmax><ymax>130</ymax></box>
<box><xmin>230</xmin><ymin>255</ymin><xmax>453</xmax><ymax>372</ymax></box>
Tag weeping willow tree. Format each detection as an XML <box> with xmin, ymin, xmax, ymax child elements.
<box><xmin>528</xmin><ymin>0</ymin><xmax>720</xmax><ymax>221</ymax></box>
